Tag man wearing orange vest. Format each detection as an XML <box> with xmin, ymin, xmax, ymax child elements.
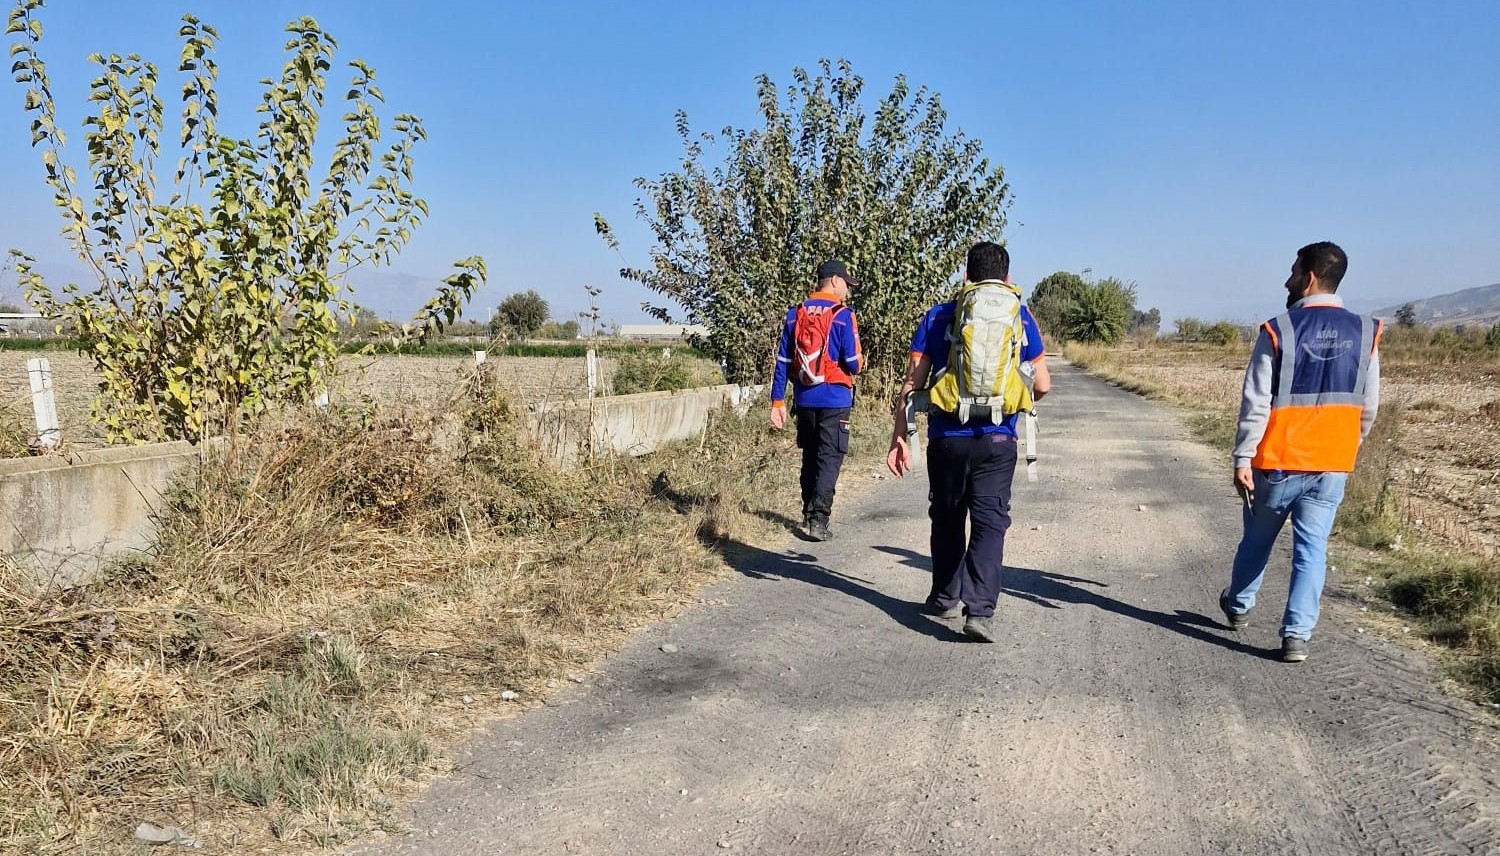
<box><xmin>770</xmin><ymin>259</ymin><xmax>864</xmax><ymax>541</ymax></box>
<box><xmin>1220</xmin><ymin>241</ymin><xmax>1382</xmax><ymax>663</ymax></box>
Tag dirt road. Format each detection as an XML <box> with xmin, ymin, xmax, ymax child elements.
<box><xmin>350</xmin><ymin>363</ymin><xmax>1500</xmax><ymax>856</ymax></box>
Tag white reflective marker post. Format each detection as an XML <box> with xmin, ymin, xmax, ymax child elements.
<box><xmin>585</xmin><ymin>347</ymin><xmax>598</xmax><ymax>401</ymax></box>
<box><xmin>26</xmin><ymin>357</ymin><xmax>60</xmax><ymax>450</ymax></box>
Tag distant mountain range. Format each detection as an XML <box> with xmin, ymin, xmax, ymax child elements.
<box><xmin>1373</xmin><ymin>282</ymin><xmax>1500</xmax><ymax>326</ymax></box>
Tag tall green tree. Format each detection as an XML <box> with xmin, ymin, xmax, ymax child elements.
<box><xmin>1128</xmin><ymin>307</ymin><xmax>1161</xmax><ymax>337</ymax></box>
<box><xmin>1395</xmin><ymin>303</ymin><xmax>1418</xmax><ymax>329</ymax></box>
<box><xmin>596</xmin><ymin>59</ymin><xmax>1010</xmax><ymax>386</ymax></box>
<box><xmin>493</xmin><ymin>289</ymin><xmax>549</xmax><ymax>338</ymax></box>
<box><xmin>1028</xmin><ymin>271</ymin><xmax>1087</xmax><ymax>339</ymax></box>
<box><xmin>1063</xmin><ymin>277</ymin><xmax>1137</xmax><ymax>345</ymax></box>
<box><xmin>6</xmin><ymin>0</ymin><xmax>482</xmax><ymax>442</ymax></box>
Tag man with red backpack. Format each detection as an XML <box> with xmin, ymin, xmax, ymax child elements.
<box><xmin>770</xmin><ymin>259</ymin><xmax>864</xmax><ymax>542</ymax></box>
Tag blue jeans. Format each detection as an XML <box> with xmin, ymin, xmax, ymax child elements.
<box><xmin>1225</xmin><ymin>470</ymin><xmax>1348</xmax><ymax>640</ymax></box>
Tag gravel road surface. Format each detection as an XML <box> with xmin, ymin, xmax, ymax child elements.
<box><xmin>350</xmin><ymin>362</ymin><xmax>1500</xmax><ymax>856</ymax></box>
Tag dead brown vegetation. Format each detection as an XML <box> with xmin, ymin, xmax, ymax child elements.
<box><xmin>0</xmin><ymin>363</ymin><xmax>872</xmax><ymax>853</ymax></box>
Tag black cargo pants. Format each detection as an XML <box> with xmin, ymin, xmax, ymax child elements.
<box><xmin>794</xmin><ymin>406</ymin><xmax>851</xmax><ymax>525</ymax></box>
<box><xmin>927</xmin><ymin>433</ymin><xmax>1018</xmax><ymax>618</ymax></box>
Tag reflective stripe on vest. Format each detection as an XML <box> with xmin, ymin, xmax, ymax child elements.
<box><xmin>1252</xmin><ymin>307</ymin><xmax>1380</xmax><ymax>473</ymax></box>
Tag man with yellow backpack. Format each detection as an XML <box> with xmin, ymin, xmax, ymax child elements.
<box><xmin>886</xmin><ymin>242</ymin><xmax>1051</xmax><ymax>642</ymax></box>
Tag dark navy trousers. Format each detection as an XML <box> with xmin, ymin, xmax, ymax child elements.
<box><xmin>927</xmin><ymin>433</ymin><xmax>1018</xmax><ymax>618</ymax></box>
<box><xmin>794</xmin><ymin>406</ymin><xmax>851</xmax><ymax>524</ymax></box>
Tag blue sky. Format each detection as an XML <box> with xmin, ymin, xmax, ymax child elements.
<box><xmin>1</xmin><ymin>0</ymin><xmax>1496</xmax><ymax>328</ymax></box>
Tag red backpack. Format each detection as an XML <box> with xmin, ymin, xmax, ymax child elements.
<box><xmin>793</xmin><ymin>302</ymin><xmax>844</xmax><ymax>386</ymax></box>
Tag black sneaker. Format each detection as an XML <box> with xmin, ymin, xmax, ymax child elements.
<box><xmin>1219</xmin><ymin>588</ymin><xmax>1249</xmax><ymax>631</ymax></box>
<box><xmin>922</xmin><ymin>600</ymin><xmax>964</xmax><ymax>619</ymax></box>
<box><xmin>962</xmin><ymin>614</ymin><xmax>996</xmax><ymax>643</ymax></box>
<box><xmin>807</xmin><ymin>519</ymin><xmax>832</xmax><ymax>542</ymax></box>
<box><xmin>1281</xmin><ymin>637</ymin><xmax>1309</xmax><ymax>663</ymax></box>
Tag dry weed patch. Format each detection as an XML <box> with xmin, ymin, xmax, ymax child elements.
<box><xmin>0</xmin><ymin>365</ymin><xmax>854</xmax><ymax>853</ymax></box>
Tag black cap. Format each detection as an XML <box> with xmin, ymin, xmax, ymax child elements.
<box><xmin>816</xmin><ymin>259</ymin><xmax>858</xmax><ymax>287</ymax></box>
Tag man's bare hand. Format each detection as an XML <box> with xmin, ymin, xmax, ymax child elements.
<box><xmin>887</xmin><ymin>437</ymin><xmax>911</xmax><ymax>478</ymax></box>
<box><xmin>1234</xmin><ymin>467</ymin><xmax>1255</xmax><ymax>507</ymax></box>
<box><xmin>770</xmin><ymin>406</ymin><xmax>787</xmax><ymax>430</ymax></box>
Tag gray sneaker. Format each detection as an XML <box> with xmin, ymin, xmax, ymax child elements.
<box><xmin>1219</xmin><ymin>588</ymin><xmax>1249</xmax><ymax>631</ymax></box>
<box><xmin>1281</xmin><ymin>637</ymin><xmax>1309</xmax><ymax>663</ymax></box>
<box><xmin>807</xmin><ymin>519</ymin><xmax>832</xmax><ymax>542</ymax></box>
<box><xmin>962</xmin><ymin>614</ymin><xmax>996</xmax><ymax>643</ymax></box>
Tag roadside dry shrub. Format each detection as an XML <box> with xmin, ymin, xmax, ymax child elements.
<box><xmin>612</xmin><ymin>350</ymin><xmax>696</xmax><ymax>395</ymax></box>
<box><xmin>1384</xmin><ymin>553</ymin><xmax>1500</xmax><ymax>702</ymax></box>
<box><xmin>0</xmin><ymin>401</ymin><xmax>26</xmax><ymax>456</ymax></box>
<box><xmin>0</xmin><ymin>366</ymin><xmax>817</xmax><ymax>853</ymax></box>
<box><xmin>1337</xmin><ymin>402</ymin><xmax>1404</xmax><ymax>549</ymax></box>
<box><xmin>1202</xmin><ymin>321</ymin><xmax>1242</xmax><ymax>346</ymax></box>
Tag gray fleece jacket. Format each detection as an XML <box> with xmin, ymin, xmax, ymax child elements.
<box><xmin>1231</xmin><ymin>293</ymin><xmax>1382</xmax><ymax>469</ymax></box>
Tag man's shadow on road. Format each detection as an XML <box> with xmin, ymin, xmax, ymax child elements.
<box><xmin>708</xmin><ymin>530</ymin><xmax>969</xmax><ymax>642</ymax></box>
<box><xmin>710</xmin><ymin>513</ymin><xmax>1274</xmax><ymax>657</ymax></box>
<box><xmin>869</xmin><ymin>545</ymin><xmax>1278</xmax><ymax>659</ymax></box>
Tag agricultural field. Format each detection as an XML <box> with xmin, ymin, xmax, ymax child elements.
<box><xmin>0</xmin><ymin>348</ymin><xmax>723</xmax><ymax>454</ymax></box>
<box><xmin>1064</xmin><ymin>339</ymin><xmax>1500</xmax><ymax>555</ymax></box>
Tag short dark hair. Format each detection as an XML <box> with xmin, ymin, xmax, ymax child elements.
<box><xmin>966</xmin><ymin>242</ymin><xmax>1010</xmax><ymax>282</ymax></box>
<box><xmin>1296</xmin><ymin>241</ymin><xmax>1348</xmax><ymax>291</ymax></box>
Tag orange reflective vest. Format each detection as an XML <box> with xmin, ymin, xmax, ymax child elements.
<box><xmin>1252</xmin><ymin>306</ymin><xmax>1382</xmax><ymax>473</ymax></box>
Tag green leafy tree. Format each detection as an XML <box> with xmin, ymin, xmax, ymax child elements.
<box><xmin>492</xmin><ymin>289</ymin><xmax>549</xmax><ymax>338</ymax></box>
<box><xmin>1028</xmin><ymin>271</ymin><xmax>1087</xmax><ymax>339</ymax></box>
<box><xmin>596</xmin><ymin>59</ymin><xmax>1009</xmax><ymax>386</ymax></box>
<box><xmin>1395</xmin><ymin>302</ymin><xmax>1418</xmax><ymax>329</ymax></box>
<box><xmin>1486</xmin><ymin>322</ymin><xmax>1500</xmax><ymax>351</ymax></box>
<box><xmin>6</xmin><ymin>1</ymin><xmax>482</xmax><ymax>442</ymax></box>
<box><xmin>1128</xmin><ymin>307</ymin><xmax>1161</xmax><ymax>337</ymax></box>
<box><xmin>1174</xmin><ymin>317</ymin><xmax>1206</xmax><ymax>342</ymax></box>
<box><xmin>1063</xmin><ymin>277</ymin><xmax>1136</xmax><ymax>345</ymax></box>
<box><xmin>536</xmin><ymin>319</ymin><xmax>580</xmax><ymax>340</ymax></box>
<box><xmin>1202</xmin><ymin>321</ymin><xmax>1242</xmax><ymax>346</ymax></box>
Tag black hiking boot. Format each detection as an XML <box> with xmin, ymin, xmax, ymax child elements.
<box><xmin>807</xmin><ymin>518</ymin><xmax>832</xmax><ymax>542</ymax></box>
<box><xmin>1219</xmin><ymin>588</ymin><xmax>1249</xmax><ymax>631</ymax></box>
<box><xmin>962</xmin><ymin>614</ymin><xmax>996</xmax><ymax>643</ymax></box>
<box><xmin>922</xmin><ymin>600</ymin><xmax>964</xmax><ymax>620</ymax></box>
<box><xmin>1281</xmin><ymin>637</ymin><xmax>1310</xmax><ymax>663</ymax></box>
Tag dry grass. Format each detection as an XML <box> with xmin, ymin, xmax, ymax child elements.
<box><xmin>0</xmin><ymin>401</ymin><xmax>27</xmax><ymax>457</ymax></box>
<box><xmin>0</xmin><ymin>362</ymin><xmax>863</xmax><ymax>854</ymax></box>
<box><xmin>1065</xmin><ymin>338</ymin><xmax>1500</xmax><ymax>704</ymax></box>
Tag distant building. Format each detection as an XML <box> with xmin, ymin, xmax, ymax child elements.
<box><xmin>0</xmin><ymin>312</ymin><xmax>44</xmax><ymax>335</ymax></box>
<box><xmin>616</xmin><ymin>324</ymin><xmax>707</xmax><ymax>342</ymax></box>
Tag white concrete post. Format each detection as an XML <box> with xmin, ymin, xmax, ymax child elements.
<box><xmin>473</xmin><ymin>349</ymin><xmax>487</xmax><ymax>366</ymax></box>
<box><xmin>26</xmin><ymin>357</ymin><xmax>61</xmax><ymax>450</ymax></box>
<box><xmin>585</xmin><ymin>347</ymin><xmax>598</xmax><ymax>401</ymax></box>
